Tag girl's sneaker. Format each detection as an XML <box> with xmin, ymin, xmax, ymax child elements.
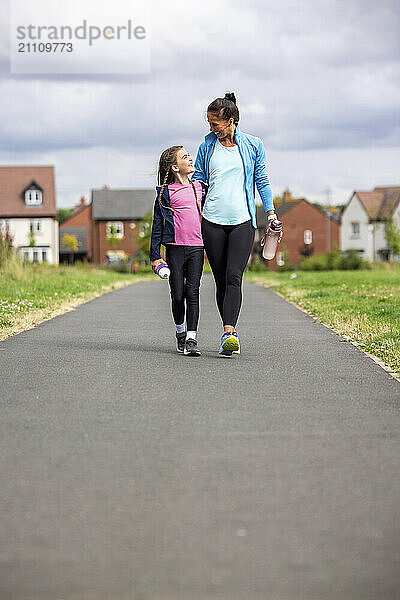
<box><xmin>184</xmin><ymin>338</ymin><xmax>201</xmax><ymax>356</ymax></box>
<box><xmin>219</xmin><ymin>331</ymin><xmax>240</xmax><ymax>356</ymax></box>
<box><xmin>176</xmin><ymin>331</ymin><xmax>186</xmax><ymax>353</ymax></box>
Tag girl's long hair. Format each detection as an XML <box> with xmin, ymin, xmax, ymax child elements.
<box><xmin>157</xmin><ymin>145</ymin><xmax>183</xmax><ymax>203</ymax></box>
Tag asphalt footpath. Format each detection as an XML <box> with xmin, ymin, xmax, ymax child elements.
<box><xmin>0</xmin><ymin>274</ymin><xmax>399</xmax><ymax>600</ymax></box>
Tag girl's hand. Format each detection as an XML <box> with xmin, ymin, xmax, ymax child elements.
<box><xmin>151</xmin><ymin>258</ymin><xmax>167</xmax><ymax>273</ymax></box>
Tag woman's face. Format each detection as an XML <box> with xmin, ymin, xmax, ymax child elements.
<box><xmin>207</xmin><ymin>111</ymin><xmax>234</xmax><ymax>138</ymax></box>
<box><xmin>173</xmin><ymin>147</ymin><xmax>194</xmax><ymax>176</ymax></box>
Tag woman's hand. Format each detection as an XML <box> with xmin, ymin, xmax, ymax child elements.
<box><xmin>267</xmin><ymin>211</ymin><xmax>283</xmax><ymax>243</ymax></box>
<box><xmin>151</xmin><ymin>258</ymin><xmax>167</xmax><ymax>274</ymax></box>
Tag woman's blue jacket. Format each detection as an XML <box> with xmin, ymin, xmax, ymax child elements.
<box><xmin>192</xmin><ymin>126</ymin><xmax>274</xmax><ymax>228</ymax></box>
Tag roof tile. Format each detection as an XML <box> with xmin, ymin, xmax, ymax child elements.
<box><xmin>0</xmin><ymin>166</ymin><xmax>56</xmax><ymax>217</ymax></box>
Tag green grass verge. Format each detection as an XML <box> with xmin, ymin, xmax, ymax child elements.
<box><xmin>246</xmin><ymin>270</ymin><xmax>400</xmax><ymax>376</ymax></box>
<box><xmin>0</xmin><ymin>262</ymin><xmax>152</xmax><ymax>336</ymax></box>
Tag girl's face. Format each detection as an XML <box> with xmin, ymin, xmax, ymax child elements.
<box><xmin>173</xmin><ymin>148</ymin><xmax>194</xmax><ymax>177</ymax></box>
<box><xmin>207</xmin><ymin>111</ymin><xmax>234</xmax><ymax>139</ymax></box>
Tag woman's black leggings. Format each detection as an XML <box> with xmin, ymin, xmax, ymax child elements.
<box><xmin>201</xmin><ymin>218</ymin><xmax>255</xmax><ymax>328</ymax></box>
<box><xmin>165</xmin><ymin>245</ymin><xmax>204</xmax><ymax>331</ymax></box>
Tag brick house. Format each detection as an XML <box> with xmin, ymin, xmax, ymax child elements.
<box><xmin>59</xmin><ymin>196</ymin><xmax>92</xmax><ymax>263</ymax></box>
<box><xmin>91</xmin><ymin>188</ymin><xmax>155</xmax><ymax>264</ymax></box>
<box><xmin>0</xmin><ymin>166</ymin><xmax>59</xmax><ymax>264</ymax></box>
<box><xmin>61</xmin><ymin>188</ymin><xmax>155</xmax><ymax>264</ymax></box>
<box><xmin>340</xmin><ymin>186</ymin><xmax>400</xmax><ymax>261</ymax></box>
<box><xmin>256</xmin><ymin>194</ymin><xmax>340</xmax><ymax>270</ymax></box>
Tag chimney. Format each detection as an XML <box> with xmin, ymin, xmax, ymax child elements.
<box><xmin>72</xmin><ymin>195</ymin><xmax>86</xmax><ymax>215</ymax></box>
<box><xmin>102</xmin><ymin>184</ymin><xmax>110</xmax><ymax>190</ymax></box>
<box><xmin>283</xmin><ymin>188</ymin><xmax>291</xmax><ymax>202</ymax></box>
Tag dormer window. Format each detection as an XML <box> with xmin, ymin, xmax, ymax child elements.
<box><xmin>23</xmin><ymin>181</ymin><xmax>43</xmax><ymax>206</ymax></box>
<box><xmin>25</xmin><ymin>189</ymin><xmax>42</xmax><ymax>206</ymax></box>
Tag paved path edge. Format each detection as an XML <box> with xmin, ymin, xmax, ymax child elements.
<box><xmin>251</xmin><ymin>280</ymin><xmax>400</xmax><ymax>384</ymax></box>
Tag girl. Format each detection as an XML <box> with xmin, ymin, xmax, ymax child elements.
<box><xmin>192</xmin><ymin>92</ymin><xmax>282</xmax><ymax>356</ymax></box>
<box><xmin>150</xmin><ymin>146</ymin><xmax>208</xmax><ymax>356</ymax></box>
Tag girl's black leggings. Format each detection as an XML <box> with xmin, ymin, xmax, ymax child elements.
<box><xmin>165</xmin><ymin>245</ymin><xmax>204</xmax><ymax>331</ymax></box>
<box><xmin>201</xmin><ymin>218</ymin><xmax>255</xmax><ymax>328</ymax></box>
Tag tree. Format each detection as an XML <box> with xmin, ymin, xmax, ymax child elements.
<box><xmin>57</xmin><ymin>208</ymin><xmax>74</xmax><ymax>224</ymax></box>
<box><xmin>62</xmin><ymin>233</ymin><xmax>79</xmax><ymax>265</ymax></box>
<box><xmin>136</xmin><ymin>212</ymin><xmax>152</xmax><ymax>264</ymax></box>
<box><xmin>28</xmin><ymin>228</ymin><xmax>36</xmax><ymax>248</ymax></box>
<box><xmin>384</xmin><ymin>217</ymin><xmax>400</xmax><ymax>259</ymax></box>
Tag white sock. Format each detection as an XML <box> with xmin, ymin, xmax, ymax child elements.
<box><xmin>175</xmin><ymin>323</ymin><xmax>185</xmax><ymax>334</ymax></box>
<box><xmin>186</xmin><ymin>331</ymin><xmax>196</xmax><ymax>340</ymax></box>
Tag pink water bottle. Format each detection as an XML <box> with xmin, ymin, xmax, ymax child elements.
<box><xmin>262</xmin><ymin>219</ymin><xmax>283</xmax><ymax>260</ymax></box>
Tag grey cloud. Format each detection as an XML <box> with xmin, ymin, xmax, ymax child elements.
<box><xmin>0</xmin><ymin>0</ymin><xmax>399</xmax><ymax>207</ymax></box>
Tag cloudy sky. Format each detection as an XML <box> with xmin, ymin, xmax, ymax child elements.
<box><xmin>0</xmin><ymin>0</ymin><xmax>399</xmax><ymax>208</ymax></box>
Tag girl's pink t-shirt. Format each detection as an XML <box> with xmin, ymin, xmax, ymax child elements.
<box><xmin>168</xmin><ymin>181</ymin><xmax>204</xmax><ymax>246</ymax></box>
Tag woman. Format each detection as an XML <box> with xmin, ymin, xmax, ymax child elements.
<box><xmin>192</xmin><ymin>92</ymin><xmax>280</xmax><ymax>356</ymax></box>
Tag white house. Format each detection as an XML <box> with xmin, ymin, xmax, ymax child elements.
<box><xmin>0</xmin><ymin>166</ymin><xmax>59</xmax><ymax>264</ymax></box>
<box><xmin>341</xmin><ymin>186</ymin><xmax>400</xmax><ymax>261</ymax></box>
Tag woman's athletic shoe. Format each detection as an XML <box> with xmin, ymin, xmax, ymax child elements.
<box><xmin>219</xmin><ymin>331</ymin><xmax>240</xmax><ymax>356</ymax></box>
<box><xmin>232</xmin><ymin>331</ymin><xmax>240</xmax><ymax>355</ymax></box>
<box><xmin>184</xmin><ymin>338</ymin><xmax>201</xmax><ymax>356</ymax></box>
<box><xmin>176</xmin><ymin>332</ymin><xmax>186</xmax><ymax>353</ymax></box>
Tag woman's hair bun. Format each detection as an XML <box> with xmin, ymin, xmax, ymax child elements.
<box><xmin>207</xmin><ymin>93</ymin><xmax>240</xmax><ymax>124</ymax></box>
<box><xmin>224</xmin><ymin>91</ymin><xmax>236</xmax><ymax>105</ymax></box>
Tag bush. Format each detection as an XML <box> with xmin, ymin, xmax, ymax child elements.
<box><xmin>0</xmin><ymin>231</ymin><xmax>29</xmax><ymax>280</ymax></box>
<box><xmin>248</xmin><ymin>255</ymin><xmax>267</xmax><ymax>272</ymax></box>
<box><xmin>101</xmin><ymin>260</ymin><xmax>152</xmax><ymax>274</ymax></box>
<box><xmin>103</xmin><ymin>259</ymin><xmax>131</xmax><ymax>273</ymax></box>
<box><xmin>338</xmin><ymin>249</ymin><xmax>371</xmax><ymax>270</ymax></box>
<box><xmin>0</xmin><ymin>231</ymin><xmax>14</xmax><ymax>269</ymax></box>
<box><xmin>299</xmin><ymin>250</ymin><xmax>370</xmax><ymax>271</ymax></box>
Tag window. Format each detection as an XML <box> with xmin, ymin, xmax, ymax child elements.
<box><xmin>277</xmin><ymin>251</ymin><xmax>285</xmax><ymax>267</ymax></box>
<box><xmin>19</xmin><ymin>248</ymin><xmax>49</xmax><ymax>263</ymax></box>
<box><xmin>106</xmin><ymin>221</ymin><xmax>124</xmax><ymax>238</ymax></box>
<box><xmin>304</xmin><ymin>230</ymin><xmax>312</xmax><ymax>244</ymax></box>
<box><xmin>25</xmin><ymin>190</ymin><xmax>42</xmax><ymax>206</ymax></box>
<box><xmin>351</xmin><ymin>222</ymin><xmax>360</xmax><ymax>237</ymax></box>
<box><xmin>106</xmin><ymin>250</ymin><xmax>127</xmax><ymax>263</ymax></box>
<box><xmin>30</xmin><ymin>220</ymin><xmax>41</xmax><ymax>232</ymax></box>
<box><xmin>0</xmin><ymin>219</ymin><xmax>9</xmax><ymax>233</ymax></box>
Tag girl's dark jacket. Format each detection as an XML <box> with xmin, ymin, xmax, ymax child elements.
<box><xmin>149</xmin><ymin>181</ymin><xmax>208</xmax><ymax>261</ymax></box>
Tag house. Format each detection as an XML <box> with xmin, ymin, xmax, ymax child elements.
<box><xmin>0</xmin><ymin>166</ymin><xmax>59</xmax><ymax>264</ymax></box>
<box><xmin>59</xmin><ymin>196</ymin><xmax>92</xmax><ymax>263</ymax></box>
<box><xmin>340</xmin><ymin>186</ymin><xmax>400</xmax><ymax>261</ymax></box>
<box><xmin>59</xmin><ymin>226</ymin><xmax>89</xmax><ymax>264</ymax></box>
<box><xmin>60</xmin><ymin>188</ymin><xmax>155</xmax><ymax>264</ymax></box>
<box><xmin>255</xmin><ymin>191</ymin><xmax>340</xmax><ymax>270</ymax></box>
<box><xmin>91</xmin><ymin>187</ymin><xmax>155</xmax><ymax>264</ymax></box>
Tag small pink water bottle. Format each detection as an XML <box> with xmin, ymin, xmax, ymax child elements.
<box><xmin>262</xmin><ymin>219</ymin><xmax>283</xmax><ymax>260</ymax></box>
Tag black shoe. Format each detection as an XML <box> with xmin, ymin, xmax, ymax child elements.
<box><xmin>176</xmin><ymin>332</ymin><xmax>186</xmax><ymax>353</ymax></box>
<box><xmin>184</xmin><ymin>338</ymin><xmax>201</xmax><ymax>356</ymax></box>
